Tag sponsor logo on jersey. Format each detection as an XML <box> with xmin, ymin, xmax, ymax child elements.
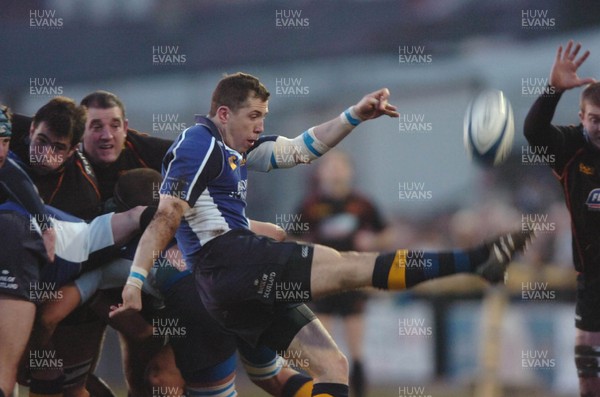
<box><xmin>301</xmin><ymin>246</ymin><xmax>309</xmax><ymax>258</ymax></box>
<box><xmin>0</xmin><ymin>269</ymin><xmax>18</xmax><ymax>290</ymax></box>
<box><xmin>585</xmin><ymin>188</ymin><xmax>600</xmax><ymax>210</ymax></box>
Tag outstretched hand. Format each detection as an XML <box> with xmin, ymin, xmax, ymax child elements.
<box><xmin>109</xmin><ymin>284</ymin><xmax>142</xmax><ymax>318</ymax></box>
<box><xmin>550</xmin><ymin>40</ymin><xmax>596</xmax><ymax>92</ymax></box>
<box><xmin>354</xmin><ymin>88</ymin><xmax>399</xmax><ymax>121</ymax></box>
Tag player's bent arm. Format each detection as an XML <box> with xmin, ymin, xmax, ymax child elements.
<box><xmin>249</xmin><ymin>220</ymin><xmax>286</xmax><ymax>241</ymax></box>
<box><xmin>110</xmin><ymin>194</ymin><xmax>188</xmax><ymax>317</ymax></box>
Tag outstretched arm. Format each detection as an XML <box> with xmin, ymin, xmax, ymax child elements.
<box><xmin>524</xmin><ymin>41</ymin><xmax>595</xmax><ymax>152</ymax></box>
<box><xmin>247</xmin><ymin>88</ymin><xmax>399</xmax><ymax>171</ymax></box>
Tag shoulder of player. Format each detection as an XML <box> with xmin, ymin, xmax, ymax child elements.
<box><xmin>126</xmin><ymin>128</ymin><xmax>173</xmax><ymax>148</ymax></box>
<box><xmin>174</xmin><ymin>123</ymin><xmax>225</xmax><ymax>154</ymax></box>
<box><xmin>555</xmin><ymin>124</ymin><xmax>588</xmax><ymax>151</ymax></box>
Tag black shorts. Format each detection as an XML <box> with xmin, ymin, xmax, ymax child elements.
<box><xmin>162</xmin><ymin>273</ymin><xmax>238</xmax><ymax>381</ymax></box>
<box><xmin>311</xmin><ymin>290</ymin><xmax>368</xmax><ymax>316</ymax></box>
<box><xmin>193</xmin><ymin>229</ymin><xmax>315</xmax><ymax>348</ymax></box>
<box><xmin>576</xmin><ymin>274</ymin><xmax>600</xmax><ymax>331</ymax></box>
<box><xmin>0</xmin><ymin>212</ymin><xmax>48</xmax><ymax>301</ymax></box>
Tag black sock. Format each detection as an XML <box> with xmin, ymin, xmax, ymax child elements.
<box><xmin>372</xmin><ymin>246</ymin><xmax>488</xmax><ymax>290</ymax></box>
<box><xmin>282</xmin><ymin>373</ymin><xmax>313</xmax><ymax>397</ymax></box>
<box><xmin>350</xmin><ymin>360</ymin><xmax>365</xmax><ymax>397</ymax></box>
<box><xmin>29</xmin><ymin>374</ymin><xmax>65</xmax><ymax>396</ymax></box>
<box><xmin>312</xmin><ymin>383</ymin><xmax>349</xmax><ymax>397</ymax></box>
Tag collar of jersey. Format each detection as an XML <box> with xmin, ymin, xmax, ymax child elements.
<box><xmin>195</xmin><ymin>115</ymin><xmax>244</xmax><ymax>159</ymax></box>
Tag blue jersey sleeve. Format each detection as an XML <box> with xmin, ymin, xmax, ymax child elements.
<box><xmin>160</xmin><ymin>126</ymin><xmax>222</xmax><ymax>206</ymax></box>
<box><xmin>0</xmin><ymin>158</ymin><xmax>51</xmax><ymax>229</ymax></box>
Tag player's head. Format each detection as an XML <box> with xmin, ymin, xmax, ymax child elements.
<box><xmin>579</xmin><ymin>82</ymin><xmax>600</xmax><ymax>150</ymax></box>
<box><xmin>315</xmin><ymin>150</ymin><xmax>354</xmax><ymax>199</ymax></box>
<box><xmin>29</xmin><ymin>97</ymin><xmax>86</xmax><ymax>174</ymax></box>
<box><xmin>113</xmin><ymin>168</ymin><xmax>162</xmax><ymax>212</ymax></box>
<box><xmin>209</xmin><ymin>72</ymin><xmax>270</xmax><ymax>153</ymax></box>
<box><xmin>0</xmin><ymin>105</ymin><xmax>12</xmax><ymax>169</ymax></box>
<box><xmin>80</xmin><ymin>90</ymin><xmax>128</xmax><ymax>166</ymax></box>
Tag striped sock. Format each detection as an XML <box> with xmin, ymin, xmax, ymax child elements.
<box><xmin>282</xmin><ymin>374</ymin><xmax>313</xmax><ymax>397</ymax></box>
<box><xmin>186</xmin><ymin>377</ymin><xmax>237</xmax><ymax>397</ymax></box>
<box><xmin>312</xmin><ymin>383</ymin><xmax>348</xmax><ymax>397</ymax></box>
<box><xmin>372</xmin><ymin>247</ymin><xmax>488</xmax><ymax>290</ymax></box>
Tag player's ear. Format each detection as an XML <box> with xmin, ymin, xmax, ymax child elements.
<box><xmin>216</xmin><ymin>106</ymin><xmax>229</xmax><ymax>124</ymax></box>
<box><xmin>123</xmin><ymin>118</ymin><xmax>129</xmax><ymax>135</ymax></box>
<box><xmin>66</xmin><ymin>145</ymin><xmax>76</xmax><ymax>159</ymax></box>
<box><xmin>579</xmin><ymin>110</ymin><xmax>584</xmax><ymax>123</ymax></box>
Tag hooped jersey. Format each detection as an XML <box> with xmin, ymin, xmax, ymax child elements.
<box><xmin>160</xmin><ymin>115</ymin><xmax>315</xmax><ymax>259</ymax></box>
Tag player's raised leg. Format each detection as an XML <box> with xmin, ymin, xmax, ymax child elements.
<box><xmin>309</xmin><ymin>229</ymin><xmax>533</xmax><ymax>298</ymax></box>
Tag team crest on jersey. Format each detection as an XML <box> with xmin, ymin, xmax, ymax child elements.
<box><xmin>228</xmin><ymin>155</ymin><xmax>238</xmax><ymax>170</ymax></box>
<box><xmin>585</xmin><ymin>189</ymin><xmax>600</xmax><ymax>210</ymax></box>
<box><xmin>579</xmin><ymin>162</ymin><xmax>595</xmax><ymax>175</ymax></box>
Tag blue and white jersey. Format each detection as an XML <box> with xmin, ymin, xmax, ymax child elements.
<box><xmin>0</xmin><ymin>201</ymin><xmax>115</xmax><ymax>288</ymax></box>
<box><xmin>161</xmin><ymin>115</ymin><xmax>327</xmax><ymax>258</ymax></box>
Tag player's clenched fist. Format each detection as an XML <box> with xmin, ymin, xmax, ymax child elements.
<box><xmin>353</xmin><ymin>88</ymin><xmax>399</xmax><ymax>121</ymax></box>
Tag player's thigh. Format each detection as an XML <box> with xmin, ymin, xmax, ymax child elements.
<box><xmin>0</xmin><ymin>296</ymin><xmax>36</xmax><ymax>392</ymax></box>
<box><xmin>310</xmin><ymin>245</ymin><xmax>376</xmax><ymax>296</ymax></box>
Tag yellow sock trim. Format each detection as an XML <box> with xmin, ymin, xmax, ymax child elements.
<box><xmin>293</xmin><ymin>380</ymin><xmax>314</xmax><ymax>397</ymax></box>
<box><xmin>387</xmin><ymin>249</ymin><xmax>407</xmax><ymax>290</ymax></box>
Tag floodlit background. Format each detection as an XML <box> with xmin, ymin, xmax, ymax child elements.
<box><xmin>3</xmin><ymin>1</ymin><xmax>600</xmax><ymax>396</ymax></box>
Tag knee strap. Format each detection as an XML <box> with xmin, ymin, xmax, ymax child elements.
<box><xmin>575</xmin><ymin>345</ymin><xmax>600</xmax><ymax>378</ymax></box>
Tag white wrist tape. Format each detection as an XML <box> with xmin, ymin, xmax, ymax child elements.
<box><xmin>339</xmin><ymin>106</ymin><xmax>362</xmax><ymax>127</ymax></box>
<box><xmin>127</xmin><ymin>265</ymin><xmax>148</xmax><ymax>290</ymax></box>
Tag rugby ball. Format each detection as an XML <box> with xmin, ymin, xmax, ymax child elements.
<box><xmin>464</xmin><ymin>89</ymin><xmax>515</xmax><ymax>166</ymax></box>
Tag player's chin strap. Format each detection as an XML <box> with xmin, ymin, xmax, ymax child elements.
<box><xmin>575</xmin><ymin>345</ymin><xmax>600</xmax><ymax>378</ymax></box>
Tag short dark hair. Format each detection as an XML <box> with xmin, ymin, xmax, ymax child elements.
<box><xmin>113</xmin><ymin>168</ymin><xmax>162</xmax><ymax>212</ymax></box>
<box><xmin>580</xmin><ymin>82</ymin><xmax>600</xmax><ymax>112</ymax></box>
<box><xmin>209</xmin><ymin>72</ymin><xmax>270</xmax><ymax>117</ymax></box>
<box><xmin>32</xmin><ymin>97</ymin><xmax>86</xmax><ymax>147</ymax></box>
<box><xmin>80</xmin><ymin>90</ymin><xmax>126</xmax><ymax>119</ymax></box>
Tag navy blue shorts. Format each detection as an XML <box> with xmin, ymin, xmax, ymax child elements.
<box><xmin>162</xmin><ymin>273</ymin><xmax>238</xmax><ymax>382</ymax></box>
<box><xmin>0</xmin><ymin>211</ymin><xmax>48</xmax><ymax>301</ymax></box>
<box><xmin>193</xmin><ymin>229</ymin><xmax>315</xmax><ymax>348</ymax></box>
